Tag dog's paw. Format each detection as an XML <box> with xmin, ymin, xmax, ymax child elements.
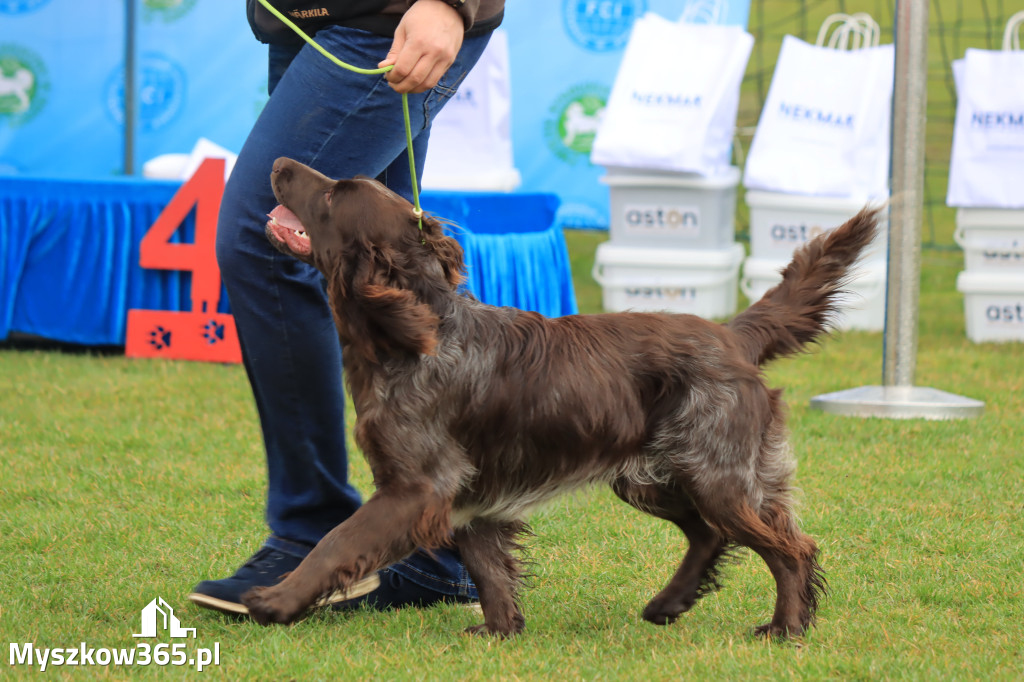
<box><xmin>242</xmin><ymin>587</ymin><xmax>303</xmax><ymax>626</ymax></box>
<box><xmin>462</xmin><ymin>623</ymin><xmax>521</xmax><ymax>639</ymax></box>
<box><xmin>752</xmin><ymin>621</ymin><xmax>806</xmax><ymax>640</ymax></box>
<box><xmin>641</xmin><ymin>596</ymin><xmax>687</xmax><ymax>626</ymax></box>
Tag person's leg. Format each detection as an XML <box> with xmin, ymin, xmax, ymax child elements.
<box><xmin>190</xmin><ymin>26</ymin><xmax>490</xmax><ymax>613</ymax></box>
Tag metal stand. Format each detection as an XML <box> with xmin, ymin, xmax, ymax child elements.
<box><xmin>810</xmin><ymin>0</ymin><xmax>984</xmax><ymax>420</ymax></box>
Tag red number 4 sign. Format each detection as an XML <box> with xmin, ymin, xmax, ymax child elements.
<box><xmin>125</xmin><ymin>158</ymin><xmax>242</xmax><ymax>363</ymax></box>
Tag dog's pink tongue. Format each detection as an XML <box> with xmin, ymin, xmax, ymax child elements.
<box><xmin>268</xmin><ymin>205</ymin><xmax>304</xmax><ymax>231</ymax></box>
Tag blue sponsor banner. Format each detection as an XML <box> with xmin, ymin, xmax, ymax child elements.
<box><xmin>1</xmin><ymin>0</ymin><xmax>749</xmax><ymax>227</ymax></box>
<box><xmin>0</xmin><ymin>0</ymin><xmax>124</xmax><ymax>176</ymax></box>
<box><xmin>0</xmin><ymin>0</ymin><xmax>265</xmax><ymax>177</ymax></box>
<box><xmin>503</xmin><ymin>0</ymin><xmax>750</xmax><ymax>229</ymax></box>
<box><xmin>129</xmin><ymin>0</ymin><xmax>266</xmax><ymax>172</ymax></box>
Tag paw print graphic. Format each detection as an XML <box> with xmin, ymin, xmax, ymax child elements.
<box><xmin>203</xmin><ymin>319</ymin><xmax>226</xmax><ymax>345</ymax></box>
<box><xmin>148</xmin><ymin>326</ymin><xmax>172</xmax><ymax>350</ymax></box>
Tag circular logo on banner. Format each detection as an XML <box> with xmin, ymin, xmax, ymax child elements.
<box><xmin>0</xmin><ymin>0</ymin><xmax>53</xmax><ymax>14</ymax></box>
<box><xmin>106</xmin><ymin>52</ymin><xmax>187</xmax><ymax>132</ymax></box>
<box><xmin>143</xmin><ymin>0</ymin><xmax>198</xmax><ymax>22</ymax></box>
<box><xmin>544</xmin><ymin>82</ymin><xmax>608</xmax><ymax>165</ymax></box>
<box><xmin>563</xmin><ymin>0</ymin><xmax>646</xmax><ymax>52</ymax></box>
<box><xmin>0</xmin><ymin>45</ymin><xmax>47</xmax><ymax>125</ymax></box>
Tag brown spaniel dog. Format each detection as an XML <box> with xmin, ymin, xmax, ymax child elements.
<box><xmin>245</xmin><ymin>157</ymin><xmax>880</xmax><ymax>639</ymax></box>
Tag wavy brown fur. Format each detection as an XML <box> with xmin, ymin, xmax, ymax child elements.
<box><xmin>243</xmin><ymin>157</ymin><xmax>882</xmax><ymax>639</ymax></box>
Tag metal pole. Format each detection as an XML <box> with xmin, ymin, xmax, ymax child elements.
<box><xmin>124</xmin><ymin>0</ymin><xmax>136</xmax><ymax>175</ymax></box>
<box><xmin>809</xmin><ymin>0</ymin><xmax>984</xmax><ymax>419</ymax></box>
<box><xmin>883</xmin><ymin>0</ymin><xmax>927</xmax><ymax>388</ymax></box>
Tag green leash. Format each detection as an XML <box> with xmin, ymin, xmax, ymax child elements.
<box><xmin>256</xmin><ymin>0</ymin><xmax>424</xmax><ymax>230</ymax></box>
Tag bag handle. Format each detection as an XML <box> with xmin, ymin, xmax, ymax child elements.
<box><xmin>815</xmin><ymin>13</ymin><xmax>881</xmax><ymax>50</ymax></box>
<box><xmin>1004</xmin><ymin>10</ymin><xmax>1024</xmax><ymax>51</ymax></box>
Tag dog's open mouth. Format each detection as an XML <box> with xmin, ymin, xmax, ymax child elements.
<box><xmin>266</xmin><ymin>205</ymin><xmax>312</xmax><ymax>257</ymax></box>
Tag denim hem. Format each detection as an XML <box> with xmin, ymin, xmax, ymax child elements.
<box><xmin>391</xmin><ymin>552</ymin><xmax>478</xmax><ymax>599</ymax></box>
<box><xmin>263</xmin><ymin>535</ymin><xmax>315</xmax><ymax>560</ymax></box>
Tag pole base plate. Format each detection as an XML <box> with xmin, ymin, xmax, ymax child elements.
<box><xmin>809</xmin><ymin>385</ymin><xmax>984</xmax><ymax>420</ymax></box>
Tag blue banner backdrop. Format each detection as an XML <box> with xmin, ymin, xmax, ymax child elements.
<box><xmin>0</xmin><ymin>0</ymin><xmax>266</xmax><ymax>178</ymax></box>
<box><xmin>0</xmin><ymin>0</ymin><xmax>749</xmax><ymax>225</ymax></box>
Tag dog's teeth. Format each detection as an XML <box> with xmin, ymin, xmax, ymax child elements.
<box><xmin>293</xmin><ymin>230</ymin><xmax>309</xmax><ymax>240</ymax></box>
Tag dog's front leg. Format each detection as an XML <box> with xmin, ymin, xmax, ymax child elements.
<box><xmin>242</xmin><ymin>485</ymin><xmax>450</xmax><ymax>625</ymax></box>
<box><xmin>454</xmin><ymin>519</ymin><xmax>528</xmax><ymax>637</ymax></box>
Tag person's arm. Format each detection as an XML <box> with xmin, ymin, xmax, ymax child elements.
<box><xmin>377</xmin><ymin>0</ymin><xmax>473</xmax><ymax>94</ymax></box>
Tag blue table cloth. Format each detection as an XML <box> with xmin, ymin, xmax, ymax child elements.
<box><xmin>422</xmin><ymin>191</ymin><xmax>578</xmax><ymax>318</ymax></box>
<box><xmin>0</xmin><ymin>176</ymin><xmax>577</xmax><ymax>346</ymax></box>
<box><xmin>0</xmin><ymin>176</ymin><xmax>210</xmax><ymax>346</ymax></box>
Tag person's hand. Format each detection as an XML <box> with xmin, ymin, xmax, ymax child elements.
<box><xmin>377</xmin><ymin>0</ymin><xmax>465</xmax><ymax>94</ymax></box>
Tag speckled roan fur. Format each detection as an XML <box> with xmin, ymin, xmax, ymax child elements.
<box><xmin>242</xmin><ymin>157</ymin><xmax>881</xmax><ymax>639</ymax></box>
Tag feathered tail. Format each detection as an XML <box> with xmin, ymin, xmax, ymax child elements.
<box><xmin>727</xmin><ymin>206</ymin><xmax>883</xmax><ymax>367</ymax></box>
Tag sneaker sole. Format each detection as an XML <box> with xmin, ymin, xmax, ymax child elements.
<box><xmin>187</xmin><ymin>573</ymin><xmax>382</xmax><ymax>617</ymax></box>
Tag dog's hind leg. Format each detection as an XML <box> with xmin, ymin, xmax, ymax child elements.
<box><xmin>693</xmin><ymin>486</ymin><xmax>825</xmax><ymax>639</ymax></box>
<box><xmin>453</xmin><ymin>519</ymin><xmax>528</xmax><ymax>637</ymax></box>
<box><xmin>611</xmin><ymin>479</ymin><xmax>731</xmax><ymax>625</ymax></box>
<box><xmin>730</xmin><ymin>502</ymin><xmax>825</xmax><ymax>639</ymax></box>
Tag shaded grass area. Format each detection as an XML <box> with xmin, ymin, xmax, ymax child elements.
<box><xmin>2</xmin><ymin>236</ymin><xmax>1022</xmax><ymax>679</ymax></box>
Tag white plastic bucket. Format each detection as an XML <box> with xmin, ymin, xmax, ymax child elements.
<box><xmin>746</xmin><ymin>190</ymin><xmax>888</xmax><ymax>261</ymax></box>
<box><xmin>741</xmin><ymin>256</ymin><xmax>887</xmax><ymax>332</ymax></box>
<box><xmin>954</xmin><ymin>208</ymin><xmax>1024</xmax><ymax>272</ymax></box>
<box><xmin>600</xmin><ymin>167</ymin><xmax>740</xmax><ymax>249</ymax></box>
<box><xmin>593</xmin><ymin>241</ymin><xmax>744</xmax><ymax>317</ymax></box>
<box><xmin>955</xmin><ymin>270</ymin><xmax>1024</xmax><ymax>343</ymax></box>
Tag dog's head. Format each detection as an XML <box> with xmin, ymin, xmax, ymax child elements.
<box><xmin>265</xmin><ymin>157</ymin><xmax>465</xmax><ymax>362</ymax></box>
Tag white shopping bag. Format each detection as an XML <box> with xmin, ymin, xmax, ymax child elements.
<box><xmin>947</xmin><ymin>48</ymin><xmax>1024</xmax><ymax>208</ymax></box>
<box><xmin>421</xmin><ymin>30</ymin><xmax>520</xmax><ymax>191</ymax></box>
<box><xmin>590</xmin><ymin>13</ymin><xmax>753</xmax><ymax>177</ymax></box>
<box><xmin>743</xmin><ymin>35</ymin><xmax>894</xmax><ymax>199</ymax></box>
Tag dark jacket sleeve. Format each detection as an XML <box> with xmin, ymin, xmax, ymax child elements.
<box><xmin>409</xmin><ymin>1</ymin><xmax>486</xmax><ymax>30</ymax></box>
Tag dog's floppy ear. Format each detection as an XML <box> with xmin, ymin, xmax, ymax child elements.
<box><xmin>333</xmin><ymin>240</ymin><xmax>440</xmax><ymax>363</ymax></box>
<box><xmin>420</xmin><ymin>214</ymin><xmax>466</xmax><ymax>289</ymax></box>
<box><xmin>361</xmin><ymin>242</ymin><xmax>441</xmax><ymax>356</ymax></box>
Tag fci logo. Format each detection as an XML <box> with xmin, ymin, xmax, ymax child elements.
<box><xmin>563</xmin><ymin>0</ymin><xmax>647</xmax><ymax>52</ymax></box>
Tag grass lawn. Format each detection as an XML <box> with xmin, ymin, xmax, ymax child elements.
<box><xmin>3</xmin><ymin>2</ymin><xmax>1023</xmax><ymax>678</ymax></box>
<box><xmin>2</xmin><ymin>235</ymin><xmax>1022</xmax><ymax>679</ymax></box>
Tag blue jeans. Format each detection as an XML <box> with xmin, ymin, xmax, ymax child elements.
<box><xmin>216</xmin><ymin>25</ymin><xmax>491</xmax><ymax>598</ymax></box>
